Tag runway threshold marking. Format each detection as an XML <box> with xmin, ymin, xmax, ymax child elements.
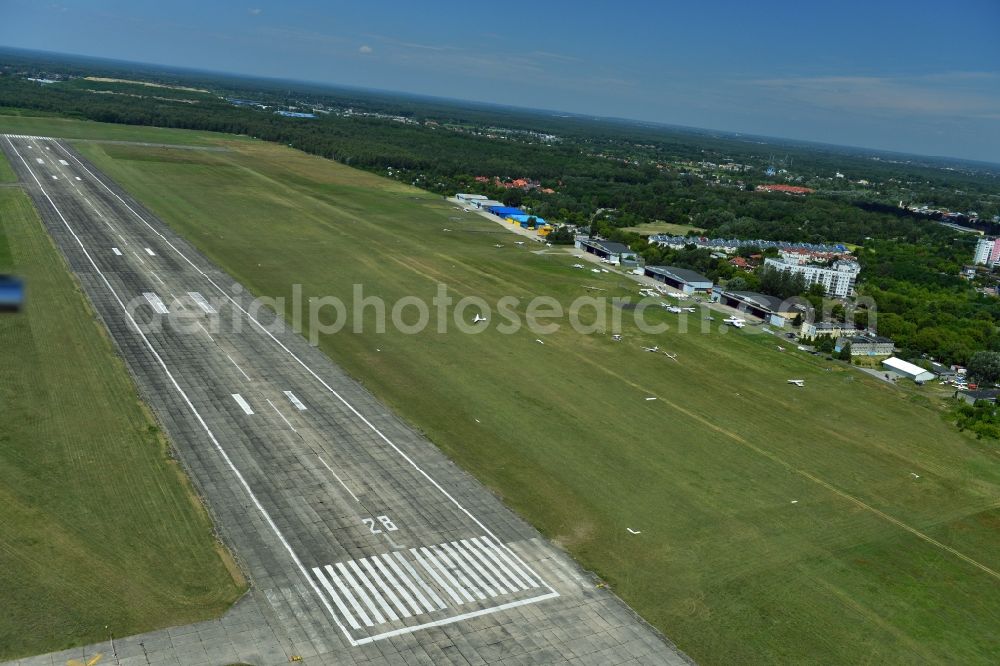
<box><xmin>231</xmin><ymin>393</ymin><xmax>254</xmax><ymax>415</ymax></box>
<box><xmin>283</xmin><ymin>390</ymin><xmax>307</xmax><ymax>411</ymax></box>
<box><xmin>143</xmin><ymin>292</ymin><xmax>169</xmax><ymax>314</ymax></box>
<box><xmin>309</xmin><ymin>536</ymin><xmax>544</xmax><ymax>633</ymax></box>
<box><xmin>45</xmin><ymin>138</ymin><xmax>560</xmax><ymax>645</ymax></box>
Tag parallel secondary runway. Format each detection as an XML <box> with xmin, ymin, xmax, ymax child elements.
<box><xmin>2</xmin><ymin>135</ymin><xmax>692</xmax><ymax>665</ymax></box>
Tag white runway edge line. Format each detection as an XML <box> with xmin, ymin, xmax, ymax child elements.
<box><xmin>3</xmin><ymin>136</ymin><xmax>353</xmax><ymax>645</ymax></box>
<box><xmin>54</xmin><ymin>139</ymin><xmax>560</xmax><ymax>640</ymax></box>
<box><xmin>232</xmin><ymin>393</ymin><xmax>255</xmax><ymax>415</ymax></box>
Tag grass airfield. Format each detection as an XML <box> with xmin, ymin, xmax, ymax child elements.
<box><xmin>2</xmin><ymin>111</ymin><xmax>999</xmax><ymax>663</ymax></box>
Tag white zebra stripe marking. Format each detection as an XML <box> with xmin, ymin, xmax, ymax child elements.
<box><xmin>313</xmin><ymin>537</ymin><xmax>546</xmax><ymax>631</ymax></box>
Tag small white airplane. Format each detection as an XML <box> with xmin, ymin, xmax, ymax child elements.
<box><xmin>472</xmin><ymin>313</ymin><xmax>487</xmax><ymax>323</ymax></box>
<box><xmin>642</xmin><ymin>345</ymin><xmax>660</xmax><ymax>353</ymax></box>
<box><xmin>663</xmin><ymin>352</ymin><xmax>678</xmax><ymax>362</ymax></box>
<box><xmin>611</xmin><ymin>334</ymin><xmax>622</xmax><ymax>341</ymax></box>
<box><xmin>591</xmin><ymin>268</ymin><xmax>601</xmax><ymax>273</ymax></box>
<box><xmin>777</xmin><ymin>345</ymin><xmax>786</xmax><ymax>352</ymax></box>
<box><xmin>572</xmin><ymin>263</ymin><xmax>585</xmax><ymax>269</ymax></box>
<box><xmin>663</xmin><ymin>304</ymin><xmax>682</xmax><ymax>313</ymax></box>
<box><xmin>626</xmin><ymin>527</ymin><xmax>642</xmax><ymax>535</ymax></box>
<box><xmin>723</xmin><ymin>316</ymin><xmax>746</xmax><ymax>328</ymax></box>
<box><xmin>682</xmin><ymin>307</ymin><xmax>696</xmax><ymax>313</ymax></box>
<box><xmin>535</xmin><ymin>338</ymin><xmax>545</xmax><ymax>345</ymax></box>
<box><xmin>787</xmin><ymin>379</ymin><xmax>805</xmax><ymax>387</ymax></box>
<box><xmin>515</xmin><ymin>241</ymin><xmax>525</xmax><ymax>245</ymax></box>
<box><xmin>672</xmin><ymin>293</ymin><xmax>690</xmax><ymax>300</ymax></box>
<box><xmin>494</xmin><ymin>243</ymin><xmax>504</xmax><ymax>248</ymax></box>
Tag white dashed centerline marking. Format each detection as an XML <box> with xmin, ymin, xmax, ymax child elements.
<box><xmin>226</xmin><ymin>354</ymin><xmax>251</xmax><ymax>381</ymax></box>
<box><xmin>231</xmin><ymin>393</ymin><xmax>254</xmax><ymax>415</ymax></box>
<box><xmin>144</xmin><ymin>247</ymin><xmax>156</xmax><ymax>256</ymax></box>
<box><xmin>111</xmin><ymin>247</ymin><xmax>122</xmax><ymax>256</ymax></box>
<box><xmin>266</xmin><ymin>398</ymin><xmax>296</xmax><ymax>432</ymax></box>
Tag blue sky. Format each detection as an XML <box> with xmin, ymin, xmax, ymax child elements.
<box><xmin>3</xmin><ymin>1</ymin><xmax>999</xmax><ymax>162</ymax></box>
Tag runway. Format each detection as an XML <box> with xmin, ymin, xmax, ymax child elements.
<box><xmin>1</xmin><ymin>134</ymin><xmax>692</xmax><ymax>665</ymax></box>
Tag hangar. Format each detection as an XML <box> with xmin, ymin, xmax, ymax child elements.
<box><xmin>644</xmin><ymin>266</ymin><xmax>713</xmax><ymax>294</ymax></box>
<box><xmin>882</xmin><ymin>356</ymin><xmax>936</xmax><ymax>383</ymax></box>
<box><xmin>575</xmin><ymin>238</ymin><xmax>639</xmax><ymax>266</ymax></box>
<box><xmin>717</xmin><ymin>290</ymin><xmax>804</xmax><ymax>328</ymax></box>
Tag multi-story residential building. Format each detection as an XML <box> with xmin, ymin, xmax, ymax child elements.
<box><xmin>974</xmin><ymin>237</ymin><xmax>996</xmax><ymax>265</ymax></box>
<box><xmin>763</xmin><ymin>257</ymin><xmax>861</xmax><ymax>298</ymax></box>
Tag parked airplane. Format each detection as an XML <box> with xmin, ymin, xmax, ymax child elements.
<box><xmin>572</xmin><ymin>263</ymin><xmax>585</xmax><ymax>269</ymax></box>
<box><xmin>664</xmin><ymin>305</ymin><xmax>683</xmax><ymax>313</ymax></box>
<box><xmin>682</xmin><ymin>307</ymin><xmax>696</xmax><ymax>312</ymax></box>
<box><xmin>472</xmin><ymin>313</ymin><xmax>487</xmax><ymax>323</ymax></box>
<box><xmin>723</xmin><ymin>316</ymin><xmax>746</xmax><ymax>328</ymax></box>
<box><xmin>787</xmin><ymin>379</ymin><xmax>805</xmax><ymax>387</ymax></box>
<box><xmin>642</xmin><ymin>346</ymin><xmax>660</xmax><ymax>353</ymax></box>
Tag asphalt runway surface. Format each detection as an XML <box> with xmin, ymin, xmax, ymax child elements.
<box><xmin>1</xmin><ymin>134</ymin><xmax>693</xmax><ymax>665</ymax></box>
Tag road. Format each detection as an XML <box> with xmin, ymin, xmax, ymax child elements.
<box><xmin>1</xmin><ymin>134</ymin><xmax>692</xmax><ymax>666</ymax></box>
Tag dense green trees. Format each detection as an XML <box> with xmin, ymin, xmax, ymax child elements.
<box><xmin>967</xmin><ymin>351</ymin><xmax>1000</xmax><ymax>384</ymax></box>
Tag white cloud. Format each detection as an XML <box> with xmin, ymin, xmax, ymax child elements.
<box><xmin>359</xmin><ymin>45</ymin><xmax>373</xmax><ymax>55</ymax></box>
<box><xmin>744</xmin><ymin>72</ymin><xmax>1000</xmax><ymax>121</ymax></box>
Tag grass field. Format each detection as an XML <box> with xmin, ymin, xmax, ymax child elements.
<box><xmin>622</xmin><ymin>221</ymin><xmax>705</xmax><ymax>236</ymax></box>
<box><xmin>0</xmin><ymin>160</ymin><xmax>245</xmax><ymax>659</ymax></box>
<box><xmin>0</xmin><ymin>107</ymin><xmax>247</xmax><ymax>146</ymax></box>
<box><xmin>4</xmin><ymin>112</ymin><xmax>1000</xmax><ymax>663</ymax></box>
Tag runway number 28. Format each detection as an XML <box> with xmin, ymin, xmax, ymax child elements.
<box><xmin>363</xmin><ymin>515</ymin><xmax>398</xmax><ymax>534</ymax></box>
